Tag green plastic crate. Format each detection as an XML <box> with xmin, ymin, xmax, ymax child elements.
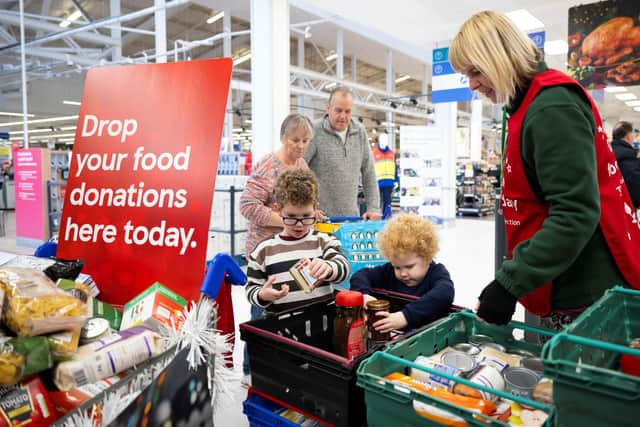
<box><xmin>541</xmin><ymin>286</ymin><xmax>640</xmax><ymax>427</ymax></box>
<box><xmin>357</xmin><ymin>310</ymin><xmax>556</xmax><ymax>427</ymax></box>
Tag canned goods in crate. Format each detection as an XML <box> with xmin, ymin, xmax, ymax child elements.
<box><xmin>452</xmin><ymin>342</ymin><xmax>480</xmax><ymax>356</ymax></box>
<box><xmin>468</xmin><ymin>334</ymin><xmax>494</xmax><ymax>346</ymax></box>
<box><xmin>503</xmin><ymin>367</ymin><xmax>540</xmax><ymax>399</ymax></box>
<box><xmin>80</xmin><ymin>317</ymin><xmax>110</xmax><ymax>344</ymax></box>
<box><xmin>410</xmin><ymin>355</ymin><xmax>460</xmax><ymax>389</ymax></box>
<box><xmin>480</xmin><ymin>342</ymin><xmax>506</xmax><ymax>353</ymax></box>
<box><xmin>466</xmin><ymin>365</ymin><xmax>505</xmax><ymax>401</ymax></box>
<box><xmin>440</xmin><ymin>351</ymin><xmax>476</xmax><ymax>374</ymax></box>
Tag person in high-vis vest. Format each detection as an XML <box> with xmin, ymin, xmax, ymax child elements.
<box><xmin>372</xmin><ymin>134</ymin><xmax>396</xmax><ymax>212</ymax></box>
<box><xmin>449</xmin><ymin>11</ymin><xmax>640</xmax><ymax>327</ymax></box>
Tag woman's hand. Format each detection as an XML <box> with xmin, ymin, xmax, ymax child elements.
<box><xmin>373</xmin><ymin>311</ymin><xmax>408</xmax><ymax>333</ymax></box>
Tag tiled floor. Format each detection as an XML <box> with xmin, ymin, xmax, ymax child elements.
<box><xmin>1</xmin><ymin>211</ymin><xmax>518</xmax><ymax>426</ymax></box>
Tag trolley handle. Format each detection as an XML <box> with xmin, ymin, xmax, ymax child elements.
<box><xmin>327</xmin><ymin>216</ymin><xmax>364</xmax><ymax>223</ymax></box>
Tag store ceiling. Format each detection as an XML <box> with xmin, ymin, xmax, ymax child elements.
<box><xmin>0</xmin><ymin>0</ymin><xmax>639</xmax><ymax>143</ymax></box>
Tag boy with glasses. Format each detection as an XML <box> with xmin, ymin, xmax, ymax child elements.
<box><xmin>245</xmin><ymin>168</ymin><xmax>349</xmax><ymax>312</ymax></box>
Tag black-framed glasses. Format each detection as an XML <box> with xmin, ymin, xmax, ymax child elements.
<box><xmin>281</xmin><ymin>216</ymin><xmax>317</xmax><ymax>226</ymax></box>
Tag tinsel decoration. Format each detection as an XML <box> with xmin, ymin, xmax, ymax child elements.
<box><xmin>160</xmin><ymin>295</ymin><xmax>241</xmax><ymax>409</ymax></box>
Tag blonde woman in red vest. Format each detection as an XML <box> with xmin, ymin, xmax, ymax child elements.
<box><xmin>449</xmin><ymin>11</ymin><xmax>640</xmax><ymax>328</ymax></box>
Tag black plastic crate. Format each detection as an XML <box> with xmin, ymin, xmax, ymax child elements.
<box><xmin>240</xmin><ymin>289</ymin><xmax>450</xmax><ymax>427</ymax></box>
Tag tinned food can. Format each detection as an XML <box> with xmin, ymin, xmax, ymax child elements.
<box><xmin>452</xmin><ymin>342</ymin><xmax>481</xmax><ymax>356</ymax></box>
<box><xmin>80</xmin><ymin>317</ymin><xmax>111</xmax><ymax>345</ymax></box>
<box><xmin>441</xmin><ymin>350</ymin><xmax>477</xmax><ymax>374</ymax></box>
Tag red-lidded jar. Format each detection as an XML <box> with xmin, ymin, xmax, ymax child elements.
<box><xmin>333</xmin><ymin>291</ymin><xmax>366</xmax><ymax>359</ymax></box>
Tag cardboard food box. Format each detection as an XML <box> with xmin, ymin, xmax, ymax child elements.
<box><xmin>119</xmin><ymin>282</ymin><xmax>187</xmax><ymax>331</ymax></box>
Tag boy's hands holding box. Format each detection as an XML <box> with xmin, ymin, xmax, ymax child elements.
<box><xmin>308</xmin><ymin>258</ymin><xmax>333</xmax><ymax>281</ymax></box>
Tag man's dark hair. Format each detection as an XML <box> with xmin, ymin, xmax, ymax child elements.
<box><xmin>613</xmin><ymin>121</ymin><xmax>633</xmax><ymax>141</ymax></box>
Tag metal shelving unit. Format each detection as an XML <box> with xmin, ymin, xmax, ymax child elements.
<box><xmin>209</xmin><ymin>185</ymin><xmax>248</xmax><ymax>265</ymax></box>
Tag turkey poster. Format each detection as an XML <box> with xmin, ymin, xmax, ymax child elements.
<box><xmin>568</xmin><ymin>0</ymin><xmax>640</xmax><ymax>88</ymax></box>
<box><xmin>57</xmin><ymin>59</ymin><xmax>232</xmax><ymax>305</ymax></box>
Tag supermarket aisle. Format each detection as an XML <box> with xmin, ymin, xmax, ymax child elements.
<box><xmin>0</xmin><ymin>213</ymin><xmax>511</xmax><ymax>426</ymax></box>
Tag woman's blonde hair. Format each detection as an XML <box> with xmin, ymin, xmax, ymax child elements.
<box><xmin>449</xmin><ymin>11</ymin><xmax>540</xmax><ymax>103</ymax></box>
<box><xmin>378</xmin><ymin>214</ymin><xmax>439</xmax><ymax>261</ymax></box>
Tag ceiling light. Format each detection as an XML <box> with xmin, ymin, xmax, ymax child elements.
<box><xmin>605</xmin><ymin>86</ymin><xmax>627</xmax><ymax>93</ymax></box>
<box><xmin>10</xmin><ymin>132</ymin><xmax>76</xmax><ymax>141</ymax></box>
<box><xmin>634</xmin><ymin>107</ymin><xmax>640</xmax><ymax>112</ymax></box>
<box><xmin>9</xmin><ymin>128</ymin><xmax>57</xmax><ymax>135</ymax></box>
<box><xmin>62</xmin><ymin>100</ymin><xmax>81</xmax><ymax>106</ymax></box>
<box><xmin>0</xmin><ymin>111</ymin><xmax>34</xmax><ymax>118</ymax></box>
<box><xmin>233</xmin><ymin>53</ymin><xmax>251</xmax><ymax>66</ymax></box>
<box><xmin>544</xmin><ymin>40</ymin><xmax>568</xmax><ymax>56</ymax></box>
<box><xmin>372</xmin><ymin>128</ymin><xmax>377</xmax><ymax>134</ymax></box>
<box><xmin>505</xmin><ymin>10</ymin><xmax>544</xmax><ymax>31</ymax></box>
<box><xmin>395</xmin><ymin>75</ymin><xmax>411</xmax><ymax>83</ymax></box>
<box><xmin>245</xmin><ymin>119</ymin><xmax>252</xmax><ymax>124</ymax></box>
<box><xmin>325</xmin><ymin>82</ymin><xmax>337</xmax><ymax>89</ymax></box>
<box><xmin>626</xmin><ymin>100</ymin><xmax>640</xmax><ymax>107</ymax></box>
<box><xmin>68</xmin><ymin>10</ymin><xmax>82</xmax><ymax>21</ymax></box>
<box><xmin>325</xmin><ymin>53</ymin><xmax>337</xmax><ymax>61</ymax></box>
<box><xmin>304</xmin><ymin>26</ymin><xmax>311</xmax><ymax>39</ymax></box>
<box><xmin>206</xmin><ymin>11</ymin><xmax>224</xmax><ymax>24</ymax></box>
<box><xmin>616</xmin><ymin>93</ymin><xmax>637</xmax><ymax>101</ymax></box>
<box><xmin>0</xmin><ymin>115</ymin><xmax>78</xmax><ymax>127</ymax></box>
<box><xmin>59</xmin><ymin>10</ymin><xmax>82</xmax><ymax>28</ymax></box>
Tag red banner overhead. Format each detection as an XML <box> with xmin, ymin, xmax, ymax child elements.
<box><xmin>57</xmin><ymin>59</ymin><xmax>232</xmax><ymax>305</ymax></box>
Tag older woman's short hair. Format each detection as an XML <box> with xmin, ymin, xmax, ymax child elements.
<box><xmin>450</xmin><ymin>11</ymin><xmax>540</xmax><ymax>103</ymax></box>
<box><xmin>280</xmin><ymin>113</ymin><xmax>314</xmax><ymax>139</ymax></box>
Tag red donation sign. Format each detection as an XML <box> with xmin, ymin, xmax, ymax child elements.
<box><xmin>57</xmin><ymin>59</ymin><xmax>232</xmax><ymax>305</ymax></box>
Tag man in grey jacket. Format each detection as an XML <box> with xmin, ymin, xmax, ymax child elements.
<box><xmin>304</xmin><ymin>87</ymin><xmax>381</xmax><ymax>219</ymax></box>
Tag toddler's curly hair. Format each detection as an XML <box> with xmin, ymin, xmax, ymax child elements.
<box><xmin>275</xmin><ymin>168</ymin><xmax>319</xmax><ymax>207</ymax></box>
<box><xmin>378</xmin><ymin>213</ymin><xmax>439</xmax><ymax>261</ymax></box>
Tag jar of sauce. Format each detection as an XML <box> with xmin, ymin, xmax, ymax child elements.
<box><xmin>333</xmin><ymin>291</ymin><xmax>366</xmax><ymax>359</ymax></box>
<box><xmin>365</xmin><ymin>299</ymin><xmax>391</xmax><ymax>350</ymax></box>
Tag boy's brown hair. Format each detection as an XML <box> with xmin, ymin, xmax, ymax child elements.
<box><xmin>275</xmin><ymin>168</ymin><xmax>319</xmax><ymax>208</ymax></box>
<box><xmin>378</xmin><ymin>213</ymin><xmax>439</xmax><ymax>261</ymax></box>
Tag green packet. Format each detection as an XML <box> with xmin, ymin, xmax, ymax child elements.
<box><xmin>0</xmin><ymin>336</ymin><xmax>53</xmax><ymax>386</ymax></box>
<box><xmin>92</xmin><ymin>299</ymin><xmax>122</xmax><ymax>330</ymax></box>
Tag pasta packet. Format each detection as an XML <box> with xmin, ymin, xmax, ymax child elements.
<box><xmin>0</xmin><ymin>336</ymin><xmax>53</xmax><ymax>386</ymax></box>
<box><xmin>0</xmin><ymin>268</ymin><xmax>87</xmax><ymax>336</ymax></box>
<box><xmin>47</xmin><ymin>329</ymin><xmax>81</xmax><ymax>361</ymax></box>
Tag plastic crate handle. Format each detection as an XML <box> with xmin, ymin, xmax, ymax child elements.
<box><xmin>541</xmin><ymin>332</ymin><xmax>640</xmax><ymax>400</ymax></box>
